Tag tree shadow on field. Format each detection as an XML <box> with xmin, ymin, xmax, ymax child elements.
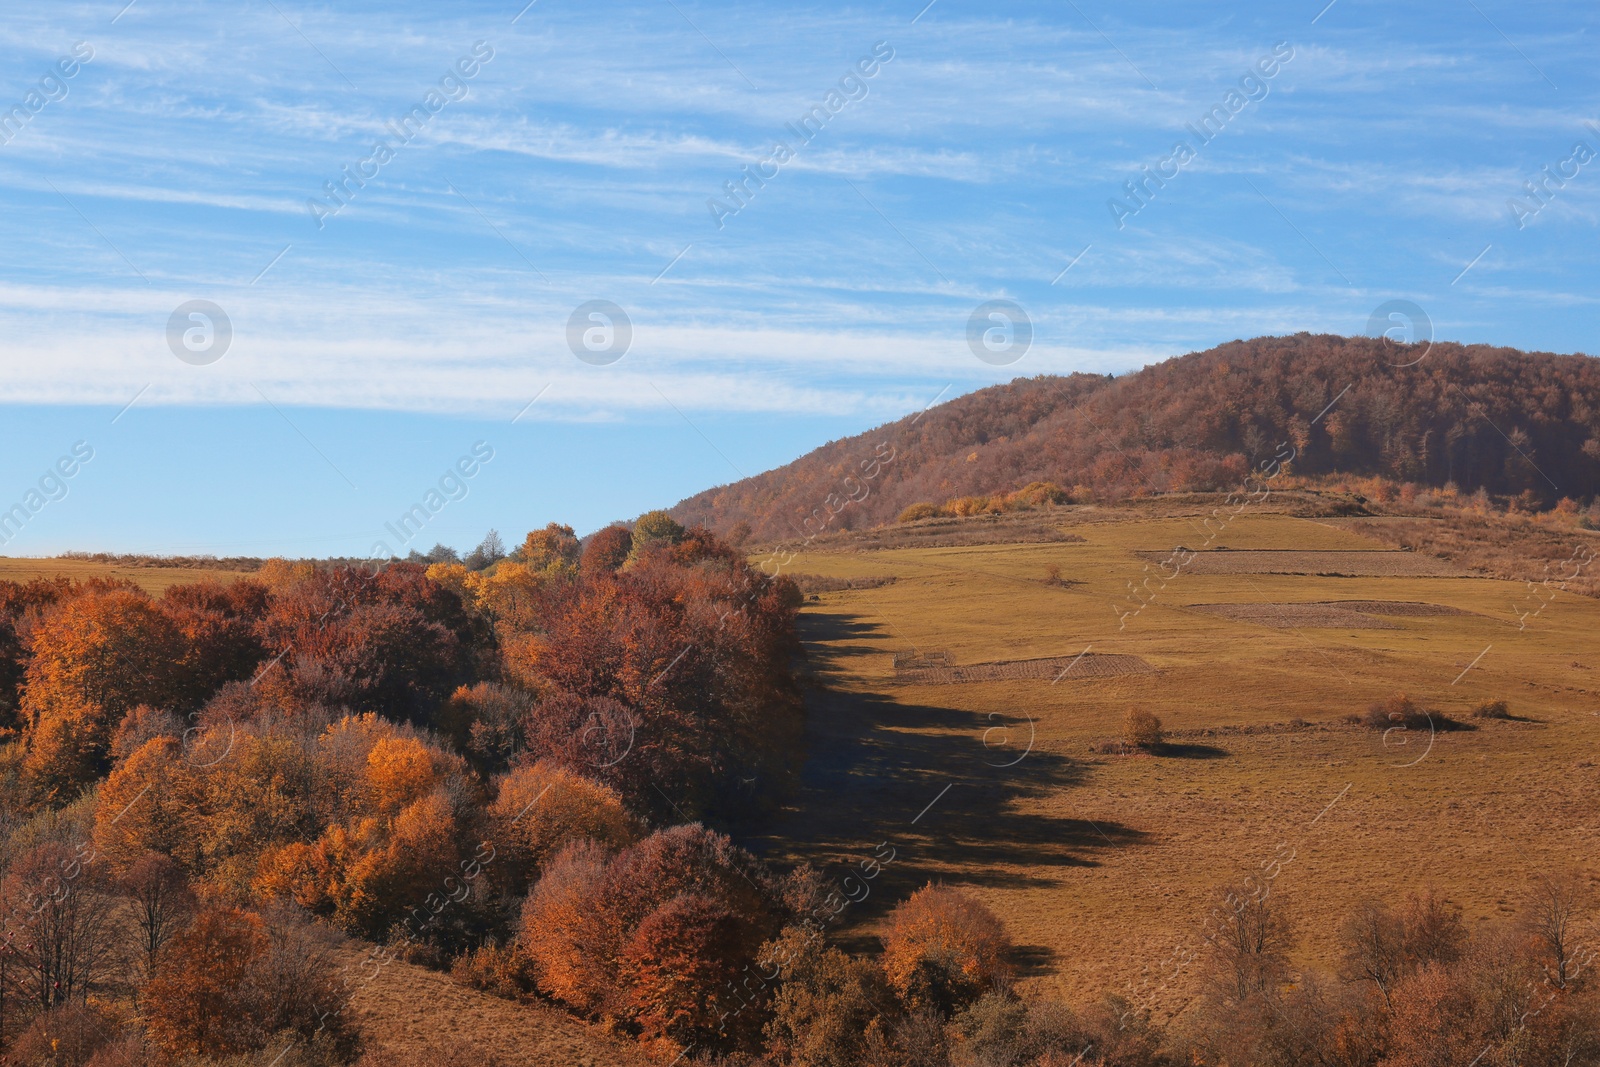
<box><xmin>746</xmin><ymin>609</ymin><xmax>1146</xmax><ymax>930</ymax></box>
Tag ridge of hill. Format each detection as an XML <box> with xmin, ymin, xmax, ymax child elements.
<box><xmin>670</xmin><ymin>334</ymin><xmax>1600</xmax><ymax>541</ymax></box>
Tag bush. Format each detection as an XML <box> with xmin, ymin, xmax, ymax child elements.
<box><xmin>621</xmin><ymin>893</ymin><xmax>755</xmax><ymax>1053</ymax></box>
<box><xmin>141</xmin><ymin>905</ymin><xmax>357</xmax><ymax>1060</ymax></box>
<box><xmin>522</xmin><ymin>825</ymin><xmax>789</xmax><ymax>1051</ymax></box>
<box><xmin>1361</xmin><ymin>692</ymin><xmax>1433</xmax><ymax>730</ymax></box>
<box><xmin>450</xmin><ymin>942</ymin><xmax>532</xmax><ymax>1000</ymax></box>
<box><xmin>761</xmin><ymin>925</ymin><xmax>892</xmax><ymax>1067</ymax></box>
<box><xmin>10</xmin><ymin>1002</ymin><xmax>118</xmax><ymax>1067</ymax></box>
<box><xmin>1122</xmin><ymin>708</ymin><xmax>1164</xmax><ymax>749</ymax></box>
<box><xmin>1472</xmin><ymin>699</ymin><xmax>1510</xmax><ymax>719</ymax></box>
<box><xmin>896</xmin><ymin>503</ymin><xmax>940</xmax><ymax>523</ymax></box>
<box><xmin>880</xmin><ymin>884</ymin><xmax>1013</xmax><ymax>1015</ymax></box>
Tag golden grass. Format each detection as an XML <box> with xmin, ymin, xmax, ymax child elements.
<box><xmin>759</xmin><ymin>509</ymin><xmax>1600</xmax><ymax>1019</ymax></box>
<box><xmin>0</xmin><ymin>557</ymin><xmax>255</xmax><ymax>595</ymax></box>
<box><xmin>337</xmin><ymin>946</ymin><xmax>648</xmax><ymax>1066</ymax></box>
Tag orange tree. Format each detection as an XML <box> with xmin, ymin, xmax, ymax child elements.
<box><xmin>880</xmin><ymin>884</ymin><xmax>1014</xmax><ymax>1015</ymax></box>
<box><xmin>21</xmin><ymin>588</ymin><xmax>185</xmax><ymax>802</ymax></box>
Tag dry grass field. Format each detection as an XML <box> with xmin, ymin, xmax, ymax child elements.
<box><xmin>0</xmin><ymin>556</ymin><xmax>256</xmax><ymax>594</ymax></box>
<box><xmin>336</xmin><ymin>947</ymin><xmax>649</xmax><ymax>1066</ymax></box>
<box><xmin>754</xmin><ymin>501</ymin><xmax>1600</xmax><ymax>1023</ymax></box>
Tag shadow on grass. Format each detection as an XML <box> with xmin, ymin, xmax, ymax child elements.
<box><xmin>744</xmin><ymin>608</ymin><xmax>1147</xmax><ymax>929</ymax></box>
<box><xmin>1156</xmin><ymin>741</ymin><xmax>1230</xmax><ymax>760</ymax></box>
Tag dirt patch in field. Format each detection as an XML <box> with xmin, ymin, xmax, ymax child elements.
<box><xmin>1136</xmin><ymin>549</ymin><xmax>1465</xmax><ymax>577</ymax></box>
<box><xmin>1186</xmin><ymin>600</ymin><xmax>1480</xmax><ymax>628</ymax></box>
<box><xmin>1186</xmin><ymin>603</ymin><xmax>1401</xmax><ymax>629</ymax></box>
<box><xmin>893</xmin><ymin>652</ymin><xmax>1156</xmax><ymax>684</ymax></box>
<box><xmin>1320</xmin><ymin>600</ymin><xmax>1471</xmax><ymax>616</ymax></box>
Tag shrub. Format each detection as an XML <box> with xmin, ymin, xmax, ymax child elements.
<box><xmin>519</xmin><ymin>839</ymin><xmax>613</xmax><ymax>1012</ymax></box>
<box><xmin>1361</xmin><ymin>692</ymin><xmax>1433</xmax><ymax>730</ymax></box>
<box><xmin>761</xmin><ymin>925</ymin><xmax>892</xmax><ymax>1067</ymax></box>
<box><xmin>141</xmin><ymin>905</ymin><xmax>356</xmax><ymax>1059</ymax></box>
<box><xmin>621</xmin><ymin>893</ymin><xmax>755</xmax><ymax>1054</ymax></box>
<box><xmin>10</xmin><ymin>1001</ymin><xmax>118</xmax><ymax>1067</ymax></box>
<box><xmin>1472</xmin><ymin>699</ymin><xmax>1510</xmax><ymax>719</ymax></box>
<box><xmin>1122</xmin><ymin>708</ymin><xmax>1164</xmax><ymax>749</ymax></box>
<box><xmin>880</xmin><ymin>884</ymin><xmax>1013</xmax><ymax>1015</ymax></box>
<box><xmin>896</xmin><ymin>503</ymin><xmax>939</xmax><ymax>523</ymax></box>
<box><xmin>142</xmin><ymin>906</ymin><xmax>271</xmax><ymax>1056</ymax></box>
<box><xmin>450</xmin><ymin>942</ymin><xmax>532</xmax><ymax>999</ymax></box>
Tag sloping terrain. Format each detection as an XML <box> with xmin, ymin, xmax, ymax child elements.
<box><xmin>750</xmin><ymin>502</ymin><xmax>1600</xmax><ymax>1015</ymax></box>
<box><xmin>340</xmin><ymin>947</ymin><xmax>649</xmax><ymax>1067</ymax></box>
<box><xmin>671</xmin><ymin>334</ymin><xmax>1600</xmax><ymax>540</ymax></box>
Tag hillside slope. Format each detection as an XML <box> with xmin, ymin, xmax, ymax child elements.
<box><xmin>671</xmin><ymin>334</ymin><xmax>1600</xmax><ymax>541</ymax></box>
<box><xmin>340</xmin><ymin>947</ymin><xmax>649</xmax><ymax>1066</ymax></box>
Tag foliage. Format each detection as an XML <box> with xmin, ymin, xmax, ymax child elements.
<box><xmin>9</xmin><ymin>1001</ymin><xmax>118</xmax><ymax>1067</ymax></box>
<box><xmin>509</xmin><ymin>535</ymin><xmax>802</xmax><ymax>824</ymax></box>
<box><xmin>484</xmin><ymin>759</ymin><xmax>638</xmax><ymax>896</ymax></box>
<box><xmin>251</xmin><ymin>563</ymin><xmax>477</xmax><ymax>728</ymax></box>
<box><xmin>21</xmin><ymin>589</ymin><xmax>187</xmax><ymax>803</ymax></box>
<box><xmin>880</xmin><ymin>885</ymin><xmax>1013</xmax><ymax>1016</ymax></box>
<box><xmin>762</xmin><ymin>925</ymin><xmax>893</xmax><ymax>1067</ymax></box>
<box><xmin>140</xmin><ymin>905</ymin><xmax>357</xmax><ymax>1060</ymax></box>
<box><xmin>578</xmin><ymin>526</ymin><xmax>632</xmax><ymax>578</ymax></box>
<box><xmin>1121</xmin><ymin>709</ymin><xmax>1163</xmax><ymax>750</ymax></box>
<box><xmin>1473</xmin><ymin>698</ymin><xmax>1511</xmax><ymax>719</ymax></box>
<box><xmin>629</xmin><ymin>511</ymin><xmax>686</xmax><ymax>560</ymax></box>
<box><xmin>674</xmin><ymin>335</ymin><xmax>1600</xmax><ymax>539</ymax></box>
<box><xmin>521</xmin><ymin>824</ymin><xmax>790</xmax><ymax>1053</ymax></box>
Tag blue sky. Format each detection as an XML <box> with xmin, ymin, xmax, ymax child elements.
<box><xmin>0</xmin><ymin>0</ymin><xmax>1595</xmax><ymax>555</ymax></box>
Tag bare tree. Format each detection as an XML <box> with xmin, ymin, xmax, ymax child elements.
<box><xmin>1339</xmin><ymin>899</ymin><xmax>1406</xmax><ymax>1008</ymax></box>
<box><xmin>123</xmin><ymin>852</ymin><xmax>194</xmax><ymax>983</ymax></box>
<box><xmin>1203</xmin><ymin>883</ymin><xmax>1293</xmax><ymax>1003</ymax></box>
<box><xmin>1</xmin><ymin>842</ymin><xmax>118</xmax><ymax>1012</ymax></box>
<box><xmin>1524</xmin><ymin>872</ymin><xmax>1587</xmax><ymax>989</ymax></box>
<box><xmin>1339</xmin><ymin>890</ymin><xmax>1464</xmax><ymax>1009</ymax></box>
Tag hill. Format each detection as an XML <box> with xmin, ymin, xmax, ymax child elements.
<box><xmin>671</xmin><ymin>334</ymin><xmax>1600</xmax><ymax>541</ymax></box>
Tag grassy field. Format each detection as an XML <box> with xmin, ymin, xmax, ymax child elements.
<box><xmin>755</xmin><ymin>503</ymin><xmax>1600</xmax><ymax>1019</ymax></box>
<box><xmin>0</xmin><ymin>557</ymin><xmax>257</xmax><ymax>594</ymax></box>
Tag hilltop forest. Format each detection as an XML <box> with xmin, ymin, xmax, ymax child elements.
<box><xmin>672</xmin><ymin>335</ymin><xmax>1600</xmax><ymax>540</ymax></box>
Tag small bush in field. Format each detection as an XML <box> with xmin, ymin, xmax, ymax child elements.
<box><xmin>1361</xmin><ymin>692</ymin><xmax>1473</xmax><ymax>732</ymax></box>
<box><xmin>1472</xmin><ymin>699</ymin><xmax>1510</xmax><ymax>719</ymax></box>
<box><xmin>1362</xmin><ymin>692</ymin><xmax>1433</xmax><ymax>730</ymax></box>
<box><xmin>897</xmin><ymin>503</ymin><xmax>939</xmax><ymax>523</ymax></box>
<box><xmin>451</xmin><ymin>942</ymin><xmax>533</xmax><ymax>999</ymax></box>
<box><xmin>1122</xmin><ymin>708</ymin><xmax>1164</xmax><ymax>749</ymax></box>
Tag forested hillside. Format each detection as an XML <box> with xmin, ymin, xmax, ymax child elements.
<box><xmin>672</xmin><ymin>335</ymin><xmax>1600</xmax><ymax>540</ymax></box>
